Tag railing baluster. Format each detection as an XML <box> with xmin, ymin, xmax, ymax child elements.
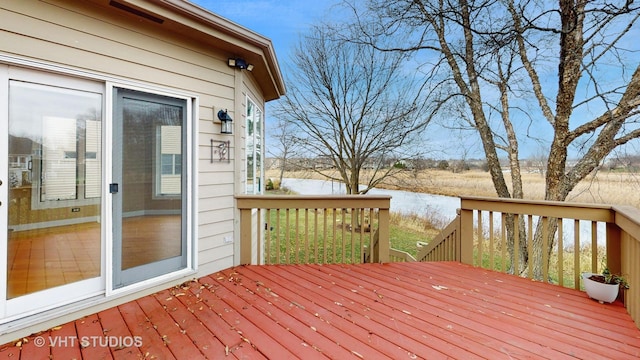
<box><xmin>285</xmin><ymin>209</ymin><xmax>291</xmax><ymax>263</ymax></box>
<box><xmin>574</xmin><ymin>219</ymin><xmax>580</xmax><ymax>290</ymax></box>
<box><xmin>558</xmin><ymin>218</ymin><xmax>564</xmax><ymax>286</ymax></box>
<box><xmin>293</xmin><ymin>208</ymin><xmax>299</xmax><ymax>264</ymax></box>
<box><xmin>350</xmin><ymin>208</ymin><xmax>356</xmax><ymax>264</ymax></box>
<box><xmin>591</xmin><ymin>221</ymin><xmax>597</xmax><ymax>272</ymax></box>
<box><xmin>367</xmin><ymin>208</ymin><xmax>373</xmax><ymax>263</ymax></box>
<box><xmin>266</xmin><ymin>208</ymin><xmax>271</xmax><ymax>264</ymax></box>
<box><xmin>477</xmin><ymin>210</ymin><xmax>483</xmax><ymax>268</ymax></box>
<box><xmin>332</xmin><ymin>208</ymin><xmax>337</xmax><ymax>263</ymax></box>
<box><xmin>276</xmin><ymin>209</ymin><xmax>281</xmax><ymax>264</ymax></box>
<box><xmin>323</xmin><ymin>209</ymin><xmax>328</xmax><ymax>264</ymax></box>
<box><xmin>527</xmin><ymin>215</ymin><xmax>533</xmax><ymax>279</ymax></box>
<box><xmin>341</xmin><ymin>209</ymin><xmax>346</xmax><ymax>263</ymax></box>
<box><xmin>501</xmin><ymin>212</ymin><xmax>507</xmax><ymax>273</ymax></box>
<box><xmin>313</xmin><ymin>209</ymin><xmax>319</xmax><ymax>263</ymax></box>
<box><xmin>542</xmin><ymin>216</ymin><xmax>549</xmax><ymax>282</ymax></box>
<box><xmin>359</xmin><ymin>209</ymin><xmax>365</xmax><ymax>264</ymax></box>
<box><xmin>257</xmin><ymin>209</ymin><xmax>262</xmax><ymax>265</ymax></box>
<box><xmin>514</xmin><ymin>213</ymin><xmax>519</xmax><ymax>275</ymax></box>
<box><xmin>304</xmin><ymin>209</ymin><xmax>309</xmax><ymax>264</ymax></box>
<box><xmin>489</xmin><ymin>211</ymin><xmax>494</xmax><ymax>271</ymax></box>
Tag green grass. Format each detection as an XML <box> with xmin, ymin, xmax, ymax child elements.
<box><xmin>263</xmin><ymin>208</ymin><xmax>371</xmax><ymax>264</ymax></box>
<box><xmin>262</xmin><ymin>206</ymin><xmax>440</xmax><ymax>264</ymax></box>
<box><xmin>389</xmin><ymin>226</ymin><xmax>428</xmax><ymax>256</ymax></box>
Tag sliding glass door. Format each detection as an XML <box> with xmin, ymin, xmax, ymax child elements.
<box><xmin>1</xmin><ymin>68</ymin><xmax>193</xmax><ymax>319</ymax></box>
<box><xmin>111</xmin><ymin>88</ymin><xmax>187</xmax><ymax>289</ymax></box>
<box><xmin>3</xmin><ymin>68</ymin><xmax>104</xmax><ymax>316</ymax></box>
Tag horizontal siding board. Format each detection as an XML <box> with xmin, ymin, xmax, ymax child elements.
<box><xmin>197</xmin><ymin>170</ymin><xmax>234</xmax><ymax>185</ymax></box>
<box><xmin>198</xmin><ymin>208</ymin><xmax>233</xmax><ymax>225</ymax></box>
<box><xmin>198</xmin><ymin>133</ymin><xmax>236</xmax><ymax>148</ymax></box>
<box><xmin>198</xmin><ymin>234</ymin><xmax>233</xmax><ymax>251</ymax></box>
<box><xmin>0</xmin><ymin>30</ymin><xmax>234</xmax><ymax>100</ymax></box>
<box><xmin>198</xmin><ymin>220</ymin><xmax>233</xmax><ymax>239</ymax></box>
<box><xmin>198</xmin><ymin>196</ymin><xmax>234</xmax><ymax>213</ymax></box>
<box><xmin>198</xmin><ymin>183</ymin><xmax>234</xmax><ymax>197</ymax></box>
<box><xmin>198</xmin><ymin>246</ymin><xmax>233</xmax><ymax>266</ymax></box>
<box><xmin>1</xmin><ymin>1</ymin><xmax>235</xmax><ymax>80</ymax></box>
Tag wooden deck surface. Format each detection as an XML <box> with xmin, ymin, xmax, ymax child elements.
<box><xmin>1</xmin><ymin>261</ymin><xmax>639</xmax><ymax>359</ymax></box>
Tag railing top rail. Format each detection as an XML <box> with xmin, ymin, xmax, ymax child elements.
<box><xmin>460</xmin><ymin>196</ymin><xmax>615</xmax><ymax>222</ymax></box>
<box><xmin>613</xmin><ymin>205</ymin><xmax>640</xmax><ymax>241</ymax></box>
<box><xmin>236</xmin><ymin>194</ymin><xmax>392</xmax><ymax>209</ymax></box>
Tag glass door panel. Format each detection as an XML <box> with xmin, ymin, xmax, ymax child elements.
<box><xmin>112</xmin><ymin>88</ymin><xmax>186</xmax><ymax>289</ymax></box>
<box><xmin>6</xmin><ymin>80</ymin><xmax>102</xmax><ymax>300</ymax></box>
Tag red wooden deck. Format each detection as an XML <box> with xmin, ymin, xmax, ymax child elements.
<box><xmin>1</xmin><ymin>261</ymin><xmax>639</xmax><ymax>359</ymax></box>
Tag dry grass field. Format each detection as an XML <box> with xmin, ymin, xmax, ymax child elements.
<box><xmin>266</xmin><ymin>169</ymin><xmax>636</xmax><ymax>284</ymax></box>
<box><xmin>268</xmin><ymin>168</ymin><xmax>640</xmax><ymax>207</ymax></box>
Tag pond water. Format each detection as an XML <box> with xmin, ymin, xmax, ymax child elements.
<box><xmin>281</xmin><ymin>178</ymin><xmax>604</xmax><ymax>246</ymax></box>
<box><xmin>282</xmin><ymin>178</ymin><xmax>460</xmax><ymax>224</ymax></box>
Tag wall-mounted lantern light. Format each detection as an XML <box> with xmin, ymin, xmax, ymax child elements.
<box><xmin>217</xmin><ymin>109</ymin><xmax>233</xmax><ymax>134</ymax></box>
<box><xmin>228</xmin><ymin>58</ymin><xmax>254</xmax><ymax>71</ymax></box>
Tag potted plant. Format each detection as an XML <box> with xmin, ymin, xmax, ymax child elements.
<box><xmin>582</xmin><ymin>267</ymin><xmax>629</xmax><ymax>303</ymax></box>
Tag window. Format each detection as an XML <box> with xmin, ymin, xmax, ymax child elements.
<box><xmin>156</xmin><ymin>125</ymin><xmax>182</xmax><ymax>196</ymax></box>
<box><xmin>246</xmin><ymin>98</ymin><xmax>263</xmax><ymax>194</ymax></box>
<box><xmin>161</xmin><ymin>154</ymin><xmax>181</xmax><ymax>175</ymax></box>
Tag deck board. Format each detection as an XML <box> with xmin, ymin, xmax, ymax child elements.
<box><xmin>1</xmin><ymin>261</ymin><xmax>639</xmax><ymax>359</ymax></box>
<box><xmin>118</xmin><ymin>300</ymin><xmax>176</xmax><ymax>359</ymax></box>
<box><xmin>75</xmin><ymin>313</ymin><xmax>113</xmax><ymax>359</ymax></box>
<box><xmin>346</xmin><ymin>262</ymin><xmax>631</xmax><ymax>359</ymax></box>
<box><xmin>152</xmin><ymin>288</ymin><xmax>227</xmax><ymax>358</ymax></box>
<box><xmin>96</xmin><ymin>307</ymin><xmax>141</xmax><ymax>359</ymax></box>
<box><xmin>273</xmin><ymin>263</ymin><xmax>484</xmax><ymax>359</ymax></box>
<box><xmin>296</xmin><ymin>264</ymin><xmax>548</xmax><ymax>359</ymax></box>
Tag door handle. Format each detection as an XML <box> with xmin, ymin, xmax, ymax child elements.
<box><xmin>109</xmin><ymin>183</ymin><xmax>119</xmax><ymax>194</ymax></box>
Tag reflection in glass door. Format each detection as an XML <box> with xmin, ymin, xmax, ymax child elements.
<box><xmin>112</xmin><ymin>88</ymin><xmax>187</xmax><ymax>289</ymax></box>
<box><xmin>6</xmin><ymin>79</ymin><xmax>102</xmax><ymax>301</ymax></box>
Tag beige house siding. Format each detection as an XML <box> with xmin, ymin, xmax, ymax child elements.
<box><xmin>0</xmin><ymin>0</ymin><xmax>283</xmax><ymax>343</ymax></box>
<box><xmin>1</xmin><ymin>0</ymin><xmax>238</xmax><ymax>268</ymax></box>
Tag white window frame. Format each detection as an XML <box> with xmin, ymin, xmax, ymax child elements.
<box><xmin>154</xmin><ymin>125</ymin><xmax>182</xmax><ymax>198</ymax></box>
<box><xmin>245</xmin><ymin>97</ymin><xmax>264</xmax><ymax>194</ymax></box>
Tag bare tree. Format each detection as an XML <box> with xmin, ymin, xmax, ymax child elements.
<box><xmin>267</xmin><ymin>116</ymin><xmax>298</xmax><ymax>187</ymax></box>
<box><xmin>273</xmin><ymin>24</ymin><xmax>438</xmax><ymax>195</ymax></box>
<box><xmin>343</xmin><ymin>0</ymin><xmax>640</xmax><ymax>277</ymax></box>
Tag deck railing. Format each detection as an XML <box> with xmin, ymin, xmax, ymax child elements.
<box><xmin>236</xmin><ymin>194</ymin><xmax>639</xmax><ymax>328</ymax></box>
<box><xmin>415</xmin><ymin>210</ymin><xmax>461</xmax><ymax>262</ymax></box>
<box><xmin>419</xmin><ymin>196</ymin><xmax>640</xmax><ymax>328</ymax></box>
<box><xmin>236</xmin><ymin>195</ymin><xmax>391</xmax><ymax>265</ymax></box>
